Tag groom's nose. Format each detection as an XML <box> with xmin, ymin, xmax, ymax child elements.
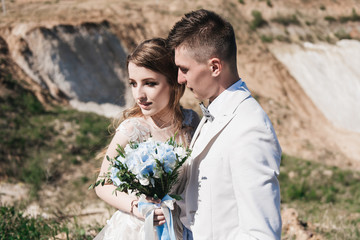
<box><xmin>178</xmin><ymin>69</ymin><xmax>186</xmax><ymax>84</ymax></box>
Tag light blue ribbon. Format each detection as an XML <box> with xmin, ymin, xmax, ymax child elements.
<box><xmin>138</xmin><ymin>194</ymin><xmax>176</xmax><ymax>240</ymax></box>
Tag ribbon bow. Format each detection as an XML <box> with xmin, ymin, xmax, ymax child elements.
<box><xmin>138</xmin><ymin>194</ymin><xmax>176</xmax><ymax>240</ymax></box>
<box><xmin>199</xmin><ymin>102</ymin><xmax>214</xmax><ymax>122</ymax></box>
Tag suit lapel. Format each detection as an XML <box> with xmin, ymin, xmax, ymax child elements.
<box><xmin>190</xmin><ymin>116</ymin><xmax>206</xmax><ymax>149</ymax></box>
<box><xmin>191</xmin><ymin>114</ymin><xmax>236</xmax><ymax>158</ymax></box>
<box><xmin>190</xmin><ymin>84</ymin><xmax>252</xmax><ymax>159</ymax></box>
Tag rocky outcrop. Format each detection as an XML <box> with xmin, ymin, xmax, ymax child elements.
<box><xmin>0</xmin><ymin>35</ymin><xmax>63</xmax><ymax>109</ymax></box>
<box><xmin>4</xmin><ymin>21</ymin><xmax>133</xmax><ymax>117</ymax></box>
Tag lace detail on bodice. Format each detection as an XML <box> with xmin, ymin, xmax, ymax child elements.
<box><xmin>117</xmin><ymin>118</ymin><xmax>151</xmax><ymax>142</ymax></box>
<box><xmin>116</xmin><ymin>108</ymin><xmax>200</xmax><ymax>146</ymax></box>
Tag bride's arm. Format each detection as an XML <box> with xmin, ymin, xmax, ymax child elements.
<box><xmin>95</xmin><ymin>130</ymin><xmax>144</xmax><ymax>220</ymax></box>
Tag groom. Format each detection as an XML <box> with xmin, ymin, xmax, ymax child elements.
<box><xmin>167</xmin><ymin>9</ymin><xmax>282</xmax><ymax>239</ymax></box>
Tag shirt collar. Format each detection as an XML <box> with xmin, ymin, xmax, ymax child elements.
<box><xmin>207</xmin><ymin>78</ymin><xmax>243</xmax><ymax>118</ymax></box>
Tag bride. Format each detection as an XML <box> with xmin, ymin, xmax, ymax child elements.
<box><xmin>94</xmin><ymin>38</ymin><xmax>199</xmax><ymax>240</ymax></box>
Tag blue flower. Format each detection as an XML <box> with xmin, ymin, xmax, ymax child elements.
<box><xmin>101</xmin><ymin>136</ymin><xmax>191</xmax><ymax>195</ymax></box>
<box><xmin>155</xmin><ymin>142</ymin><xmax>177</xmax><ymax>173</ymax></box>
<box><xmin>115</xmin><ymin>155</ymin><xmax>126</xmax><ymax>165</ymax></box>
<box><xmin>110</xmin><ymin>167</ymin><xmax>122</xmax><ymax>186</ymax></box>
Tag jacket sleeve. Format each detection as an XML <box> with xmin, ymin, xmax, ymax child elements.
<box><xmin>228</xmin><ymin>109</ymin><xmax>282</xmax><ymax>240</ymax></box>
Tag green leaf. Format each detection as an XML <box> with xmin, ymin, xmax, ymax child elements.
<box><xmin>116</xmin><ymin>144</ymin><xmax>126</xmax><ymax>158</ymax></box>
<box><xmin>169</xmin><ymin>194</ymin><xmax>182</xmax><ymax>201</ymax></box>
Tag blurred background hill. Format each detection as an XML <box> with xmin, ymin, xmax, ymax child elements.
<box><xmin>0</xmin><ymin>0</ymin><xmax>360</xmax><ymax>239</ymax></box>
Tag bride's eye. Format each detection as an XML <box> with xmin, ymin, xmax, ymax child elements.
<box><xmin>129</xmin><ymin>81</ymin><xmax>137</xmax><ymax>87</ymax></box>
<box><xmin>146</xmin><ymin>81</ymin><xmax>158</xmax><ymax>87</ymax></box>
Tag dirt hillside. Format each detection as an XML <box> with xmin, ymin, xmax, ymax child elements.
<box><xmin>1</xmin><ymin>0</ymin><xmax>359</xmax><ymax>170</ymax></box>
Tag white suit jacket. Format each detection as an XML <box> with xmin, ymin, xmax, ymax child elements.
<box><xmin>179</xmin><ymin>80</ymin><xmax>282</xmax><ymax>240</ymax></box>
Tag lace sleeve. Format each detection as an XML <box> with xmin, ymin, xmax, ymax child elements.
<box><xmin>116</xmin><ymin>118</ymin><xmax>150</xmax><ymax>142</ymax></box>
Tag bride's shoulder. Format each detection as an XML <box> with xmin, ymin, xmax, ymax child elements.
<box><xmin>181</xmin><ymin>108</ymin><xmax>200</xmax><ymax>128</ymax></box>
<box><xmin>116</xmin><ymin>117</ymin><xmax>150</xmax><ymax>142</ymax></box>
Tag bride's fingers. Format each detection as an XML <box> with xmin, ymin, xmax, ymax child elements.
<box><xmin>153</xmin><ymin>208</ymin><xmax>165</xmax><ymax>226</ymax></box>
<box><xmin>154</xmin><ymin>218</ymin><xmax>166</xmax><ymax>226</ymax></box>
<box><xmin>153</xmin><ymin>214</ymin><xmax>165</xmax><ymax>221</ymax></box>
<box><xmin>154</xmin><ymin>219</ymin><xmax>166</xmax><ymax>226</ymax></box>
<box><xmin>154</xmin><ymin>208</ymin><xmax>164</xmax><ymax>215</ymax></box>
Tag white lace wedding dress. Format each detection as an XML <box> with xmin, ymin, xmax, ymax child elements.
<box><xmin>94</xmin><ymin>108</ymin><xmax>199</xmax><ymax>240</ymax></box>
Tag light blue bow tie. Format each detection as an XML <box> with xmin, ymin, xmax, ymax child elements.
<box><xmin>199</xmin><ymin>102</ymin><xmax>214</xmax><ymax>122</ymax></box>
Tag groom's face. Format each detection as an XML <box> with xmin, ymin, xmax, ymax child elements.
<box><xmin>175</xmin><ymin>47</ymin><xmax>215</xmax><ymax>101</ymax></box>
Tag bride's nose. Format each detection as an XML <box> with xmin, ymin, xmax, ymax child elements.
<box><xmin>134</xmin><ymin>86</ymin><xmax>146</xmax><ymax>102</ymax></box>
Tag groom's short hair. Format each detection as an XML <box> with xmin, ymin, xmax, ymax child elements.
<box><xmin>167</xmin><ymin>9</ymin><xmax>237</xmax><ymax>65</ymax></box>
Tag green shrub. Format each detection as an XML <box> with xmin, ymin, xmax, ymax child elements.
<box><xmin>272</xmin><ymin>14</ymin><xmax>301</xmax><ymax>26</ymax></box>
<box><xmin>0</xmin><ymin>205</ymin><xmax>59</xmax><ymax>239</ymax></box>
<box><xmin>324</xmin><ymin>16</ymin><xmax>337</xmax><ymax>22</ymax></box>
<box><xmin>280</xmin><ymin>154</ymin><xmax>360</xmax><ymax>238</ymax></box>
<box><xmin>260</xmin><ymin>34</ymin><xmax>273</xmax><ymax>43</ymax></box>
<box><xmin>339</xmin><ymin>8</ymin><xmax>360</xmax><ymax>23</ymax></box>
<box><xmin>250</xmin><ymin>10</ymin><xmax>268</xmax><ymax>30</ymax></box>
<box><xmin>335</xmin><ymin>29</ymin><xmax>352</xmax><ymax>40</ymax></box>
<box><xmin>0</xmin><ymin>205</ymin><xmax>101</xmax><ymax>239</ymax></box>
<box><xmin>266</xmin><ymin>0</ymin><xmax>273</xmax><ymax>7</ymax></box>
<box><xmin>21</xmin><ymin>157</ymin><xmax>47</xmax><ymax>196</ymax></box>
<box><xmin>0</xmin><ymin>73</ymin><xmax>110</xmax><ymax>196</ymax></box>
<box><xmin>280</xmin><ymin>154</ymin><xmax>360</xmax><ymax>206</ymax></box>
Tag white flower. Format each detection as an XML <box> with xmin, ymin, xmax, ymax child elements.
<box><xmin>115</xmin><ymin>155</ymin><xmax>126</xmax><ymax>164</ymax></box>
<box><xmin>139</xmin><ymin>177</ymin><xmax>149</xmax><ymax>186</ymax></box>
<box><xmin>174</xmin><ymin>146</ymin><xmax>188</xmax><ymax>159</ymax></box>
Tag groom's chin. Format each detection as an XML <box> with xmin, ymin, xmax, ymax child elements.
<box><xmin>195</xmin><ymin>94</ymin><xmax>207</xmax><ymax>101</ymax></box>
<box><xmin>191</xmin><ymin>92</ymin><xmax>202</xmax><ymax>101</ymax></box>
<box><xmin>193</xmin><ymin>95</ymin><xmax>203</xmax><ymax>101</ymax></box>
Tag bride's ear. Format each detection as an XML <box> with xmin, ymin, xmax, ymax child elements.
<box><xmin>209</xmin><ymin>58</ymin><xmax>221</xmax><ymax>77</ymax></box>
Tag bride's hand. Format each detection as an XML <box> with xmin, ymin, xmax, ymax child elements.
<box><xmin>153</xmin><ymin>208</ymin><xmax>166</xmax><ymax>226</ymax></box>
<box><xmin>146</xmin><ymin>197</ymin><xmax>166</xmax><ymax>226</ymax></box>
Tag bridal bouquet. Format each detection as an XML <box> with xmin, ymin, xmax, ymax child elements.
<box><xmin>90</xmin><ymin>135</ymin><xmax>191</xmax><ymax>240</ymax></box>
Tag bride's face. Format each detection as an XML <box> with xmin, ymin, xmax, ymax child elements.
<box><xmin>128</xmin><ymin>62</ymin><xmax>171</xmax><ymax>119</ymax></box>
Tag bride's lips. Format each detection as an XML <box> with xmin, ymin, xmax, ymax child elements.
<box><xmin>138</xmin><ymin>102</ymin><xmax>152</xmax><ymax>109</ymax></box>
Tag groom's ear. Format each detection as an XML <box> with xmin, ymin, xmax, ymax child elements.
<box><xmin>209</xmin><ymin>58</ymin><xmax>221</xmax><ymax>77</ymax></box>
